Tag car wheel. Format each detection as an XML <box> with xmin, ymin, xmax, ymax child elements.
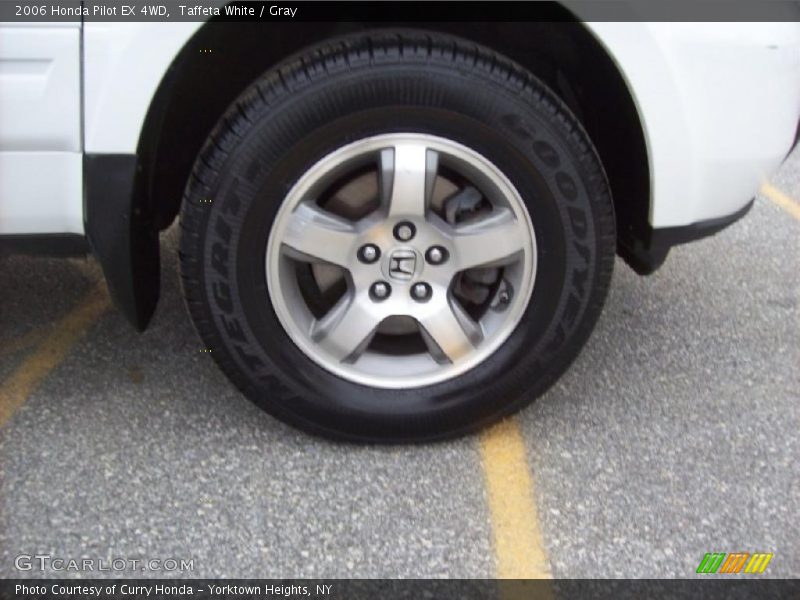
<box><xmin>179</xmin><ymin>31</ymin><xmax>615</xmax><ymax>442</ymax></box>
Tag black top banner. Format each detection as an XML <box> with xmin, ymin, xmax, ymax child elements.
<box><xmin>1</xmin><ymin>0</ymin><xmax>800</xmax><ymax>23</ymax></box>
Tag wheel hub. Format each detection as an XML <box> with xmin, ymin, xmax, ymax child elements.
<box><xmin>385</xmin><ymin>247</ymin><xmax>419</xmax><ymax>282</ymax></box>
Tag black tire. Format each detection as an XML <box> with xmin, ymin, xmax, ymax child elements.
<box><xmin>179</xmin><ymin>30</ymin><xmax>615</xmax><ymax>442</ymax></box>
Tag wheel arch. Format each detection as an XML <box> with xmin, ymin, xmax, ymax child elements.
<box><xmin>113</xmin><ymin>16</ymin><xmax>652</xmax><ymax>329</ymax></box>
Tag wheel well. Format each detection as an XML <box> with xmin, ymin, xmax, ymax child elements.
<box><xmin>138</xmin><ymin>17</ymin><xmax>650</xmax><ymax>256</ymax></box>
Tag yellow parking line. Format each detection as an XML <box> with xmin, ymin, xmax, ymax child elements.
<box><xmin>479</xmin><ymin>417</ymin><xmax>552</xmax><ymax>580</ymax></box>
<box><xmin>0</xmin><ymin>327</ymin><xmax>50</xmax><ymax>359</ymax></box>
<box><xmin>0</xmin><ymin>282</ymin><xmax>109</xmax><ymax>427</ymax></box>
<box><xmin>761</xmin><ymin>182</ymin><xmax>800</xmax><ymax>222</ymax></box>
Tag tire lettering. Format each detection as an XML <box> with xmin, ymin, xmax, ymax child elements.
<box><xmin>562</xmin><ymin>293</ymin><xmax>580</xmax><ymax>328</ymax></box>
<box><xmin>211</xmin><ymin>242</ymin><xmax>229</xmax><ymax>278</ymax></box>
<box><xmin>545</xmin><ymin>323</ymin><xmax>566</xmax><ymax>353</ymax></box>
<box><xmin>501</xmin><ymin>111</ymin><xmax>598</xmax><ymax>359</ymax></box>
<box><xmin>555</xmin><ymin>171</ymin><xmax>578</xmax><ymax>202</ymax></box>
<box><xmin>572</xmin><ymin>238</ymin><xmax>591</xmax><ymax>266</ymax></box>
<box><xmin>533</xmin><ymin>140</ymin><xmax>560</xmax><ymax>168</ymax></box>
<box><xmin>222</xmin><ymin>179</ymin><xmax>241</xmax><ymax>217</ymax></box>
<box><xmin>220</xmin><ymin>314</ymin><xmax>246</xmax><ymax>342</ymax></box>
<box><xmin>212</xmin><ymin>281</ymin><xmax>233</xmax><ymax>314</ymax></box>
<box><xmin>215</xmin><ymin>216</ymin><xmax>232</xmax><ymax>244</ymax></box>
<box><xmin>567</xmin><ymin>207</ymin><xmax>588</xmax><ymax>240</ymax></box>
<box><xmin>500</xmin><ymin>114</ymin><xmax>534</xmax><ymax>140</ymax></box>
<box><xmin>207</xmin><ymin>177</ymin><xmax>268</xmax><ymax>379</ymax></box>
<box><xmin>234</xmin><ymin>344</ymin><xmax>264</xmax><ymax>371</ymax></box>
<box><xmin>571</xmin><ymin>261</ymin><xmax>589</xmax><ymax>298</ymax></box>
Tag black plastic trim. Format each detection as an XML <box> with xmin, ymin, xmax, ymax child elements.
<box><xmin>791</xmin><ymin>119</ymin><xmax>800</xmax><ymax>157</ymax></box>
<box><xmin>650</xmin><ymin>199</ymin><xmax>755</xmax><ymax>247</ymax></box>
<box><xmin>619</xmin><ymin>199</ymin><xmax>754</xmax><ymax>275</ymax></box>
<box><xmin>84</xmin><ymin>154</ymin><xmax>159</xmax><ymax>331</ymax></box>
<box><xmin>0</xmin><ymin>233</ymin><xmax>89</xmax><ymax>257</ymax></box>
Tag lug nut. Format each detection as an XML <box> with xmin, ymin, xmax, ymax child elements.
<box><xmin>393</xmin><ymin>221</ymin><xmax>416</xmax><ymax>242</ymax></box>
<box><xmin>357</xmin><ymin>243</ymin><xmax>381</xmax><ymax>264</ymax></box>
<box><xmin>410</xmin><ymin>282</ymin><xmax>432</xmax><ymax>302</ymax></box>
<box><xmin>370</xmin><ymin>281</ymin><xmax>391</xmax><ymax>301</ymax></box>
<box><xmin>425</xmin><ymin>246</ymin><xmax>449</xmax><ymax>265</ymax></box>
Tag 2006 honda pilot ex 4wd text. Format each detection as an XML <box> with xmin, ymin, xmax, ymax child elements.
<box><xmin>1</xmin><ymin>15</ymin><xmax>799</xmax><ymax>441</ymax></box>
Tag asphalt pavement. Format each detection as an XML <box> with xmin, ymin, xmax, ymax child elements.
<box><xmin>0</xmin><ymin>150</ymin><xmax>797</xmax><ymax>579</ymax></box>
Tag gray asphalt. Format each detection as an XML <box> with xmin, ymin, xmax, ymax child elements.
<box><xmin>0</xmin><ymin>150</ymin><xmax>798</xmax><ymax>579</ymax></box>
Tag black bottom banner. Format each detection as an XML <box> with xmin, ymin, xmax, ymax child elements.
<box><xmin>2</xmin><ymin>579</ymin><xmax>799</xmax><ymax>600</ymax></box>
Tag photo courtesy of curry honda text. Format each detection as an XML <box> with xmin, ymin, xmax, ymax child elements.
<box><xmin>1</xmin><ymin>14</ymin><xmax>799</xmax><ymax>441</ymax></box>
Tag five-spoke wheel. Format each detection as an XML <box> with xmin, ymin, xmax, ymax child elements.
<box><xmin>266</xmin><ymin>134</ymin><xmax>536</xmax><ymax>388</ymax></box>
